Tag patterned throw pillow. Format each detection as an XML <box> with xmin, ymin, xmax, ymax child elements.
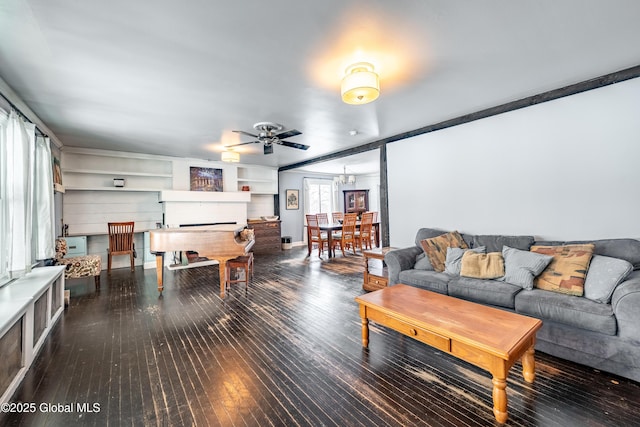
<box><xmin>460</xmin><ymin>251</ymin><xmax>505</xmax><ymax>279</ymax></box>
<box><xmin>531</xmin><ymin>244</ymin><xmax>595</xmax><ymax>296</ymax></box>
<box><xmin>420</xmin><ymin>231</ymin><xmax>468</xmax><ymax>272</ymax></box>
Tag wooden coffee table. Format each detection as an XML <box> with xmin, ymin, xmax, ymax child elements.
<box><xmin>355</xmin><ymin>284</ymin><xmax>542</xmax><ymax>424</ymax></box>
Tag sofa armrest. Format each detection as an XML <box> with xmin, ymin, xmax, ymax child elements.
<box><xmin>611</xmin><ymin>277</ymin><xmax>640</xmax><ymax>341</ymax></box>
<box><xmin>385</xmin><ymin>246</ymin><xmax>422</xmax><ymax>285</ymax></box>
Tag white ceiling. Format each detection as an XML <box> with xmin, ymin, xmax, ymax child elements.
<box><xmin>1</xmin><ymin>1</ymin><xmax>639</xmax><ymax>175</ymax></box>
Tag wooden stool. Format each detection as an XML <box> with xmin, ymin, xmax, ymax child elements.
<box><xmin>225</xmin><ymin>252</ymin><xmax>254</xmax><ymax>291</ymax></box>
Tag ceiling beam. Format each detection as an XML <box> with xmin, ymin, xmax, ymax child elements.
<box><xmin>279</xmin><ymin>64</ymin><xmax>640</xmax><ymax>172</ymax></box>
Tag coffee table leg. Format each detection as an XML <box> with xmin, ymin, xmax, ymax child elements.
<box><xmin>522</xmin><ymin>344</ymin><xmax>536</xmax><ymax>383</ymax></box>
<box><xmin>492</xmin><ymin>376</ymin><xmax>508</xmax><ymax>423</ymax></box>
<box><xmin>359</xmin><ymin>305</ymin><xmax>369</xmax><ymax>348</ymax></box>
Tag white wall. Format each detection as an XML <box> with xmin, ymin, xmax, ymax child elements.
<box><xmin>387</xmin><ymin>77</ymin><xmax>640</xmax><ymax>248</ymax></box>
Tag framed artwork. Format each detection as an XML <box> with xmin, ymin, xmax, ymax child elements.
<box><xmin>190</xmin><ymin>167</ymin><xmax>223</xmax><ymax>191</ymax></box>
<box><xmin>286</xmin><ymin>189</ymin><xmax>299</xmax><ymax>210</ymax></box>
<box><xmin>53</xmin><ymin>157</ymin><xmax>62</xmax><ymax>186</ymax></box>
<box><xmin>52</xmin><ymin>157</ymin><xmax>63</xmax><ymax>192</ymax></box>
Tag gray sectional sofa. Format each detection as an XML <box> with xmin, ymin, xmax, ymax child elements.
<box><xmin>385</xmin><ymin>227</ymin><xmax>640</xmax><ymax>383</ymax></box>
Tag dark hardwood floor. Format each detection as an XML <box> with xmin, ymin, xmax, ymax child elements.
<box><xmin>2</xmin><ymin>247</ymin><xmax>640</xmax><ymax>426</ymax></box>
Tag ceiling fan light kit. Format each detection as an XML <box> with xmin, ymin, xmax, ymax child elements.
<box><xmin>341</xmin><ymin>62</ymin><xmax>379</xmax><ymax>105</ymax></box>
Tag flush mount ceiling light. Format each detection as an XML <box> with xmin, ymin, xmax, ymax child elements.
<box><xmin>341</xmin><ymin>62</ymin><xmax>379</xmax><ymax>105</ymax></box>
<box><xmin>221</xmin><ymin>150</ymin><xmax>240</xmax><ymax>163</ymax></box>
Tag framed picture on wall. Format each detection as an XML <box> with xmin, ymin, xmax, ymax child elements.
<box><xmin>286</xmin><ymin>189</ymin><xmax>299</xmax><ymax>210</ymax></box>
<box><xmin>190</xmin><ymin>167</ymin><xmax>223</xmax><ymax>191</ymax></box>
<box><xmin>52</xmin><ymin>157</ymin><xmax>63</xmax><ymax>192</ymax></box>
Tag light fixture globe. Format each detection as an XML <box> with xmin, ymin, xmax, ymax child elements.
<box><xmin>221</xmin><ymin>150</ymin><xmax>240</xmax><ymax>162</ymax></box>
<box><xmin>341</xmin><ymin>62</ymin><xmax>379</xmax><ymax>105</ymax></box>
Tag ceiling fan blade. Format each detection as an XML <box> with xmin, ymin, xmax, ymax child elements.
<box><xmin>232</xmin><ymin>130</ymin><xmax>259</xmax><ymax>138</ymax></box>
<box><xmin>225</xmin><ymin>140</ymin><xmax>260</xmax><ymax>147</ymax></box>
<box><xmin>278</xmin><ymin>140</ymin><xmax>309</xmax><ymax>150</ymax></box>
<box><xmin>275</xmin><ymin>129</ymin><xmax>302</xmax><ymax>139</ymax></box>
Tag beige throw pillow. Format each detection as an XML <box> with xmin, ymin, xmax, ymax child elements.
<box><xmin>460</xmin><ymin>251</ymin><xmax>505</xmax><ymax>279</ymax></box>
<box><xmin>419</xmin><ymin>230</ymin><xmax>468</xmax><ymax>272</ymax></box>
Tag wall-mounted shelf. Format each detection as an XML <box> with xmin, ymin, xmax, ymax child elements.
<box><xmin>236</xmin><ymin>166</ymin><xmax>277</xmax><ymax>194</ymax></box>
<box><xmin>64</xmin><ymin>169</ymin><xmax>172</xmax><ymax>178</ymax></box>
<box><xmin>64</xmin><ymin>187</ymin><xmax>163</xmax><ymax>192</ymax></box>
<box><xmin>61</xmin><ymin>147</ymin><xmax>173</xmax><ymax>191</ymax></box>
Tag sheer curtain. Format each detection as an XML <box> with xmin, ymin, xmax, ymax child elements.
<box><xmin>34</xmin><ymin>136</ymin><xmax>55</xmax><ymax>260</ymax></box>
<box><xmin>0</xmin><ymin>109</ymin><xmax>54</xmax><ymax>282</ymax></box>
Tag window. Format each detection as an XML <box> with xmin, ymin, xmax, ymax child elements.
<box><xmin>303</xmin><ymin>178</ymin><xmax>334</xmax><ymax>215</ymax></box>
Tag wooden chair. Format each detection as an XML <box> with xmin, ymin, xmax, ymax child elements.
<box><xmin>316</xmin><ymin>212</ymin><xmax>329</xmax><ymax>224</ymax></box>
<box><xmin>107</xmin><ymin>221</ymin><xmax>135</xmax><ymax>273</ymax></box>
<box><xmin>357</xmin><ymin>212</ymin><xmax>374</xmax><ymax>251</ymax></box>
<box><xmin>331</xmin><ymin>212</ymin><xmax>344</xmax><ymax>223</ymax></box>
<box><xmin>333</xmin><ymin>213</ymin><xmax>358</xmax><ymax>257</ymax></box>
<box><xmin>226</xmin><ymin>252</ymin><xmax>254</xmax><ymax>292</ymax></box>
<box><xmin>306</xmin><ymin>214</ymin><xmax>329</xmax><ymax>257</ymax></box>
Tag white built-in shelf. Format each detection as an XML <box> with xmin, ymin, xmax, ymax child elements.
<box><xmin>64</xmin><ymin>169</ymin><xmax>173</xmax><ymax>178</ymax></box>
<box><xmin>64</xmin><ymin>187</ymin><xmax>163</xmax><ymax>192</ymax></box>
<box><xmin>237</xmin><ymin>178</ymin><xmax>273</xmax><ymax>183</ymax></box>
<box><xmin>61</xmin><ymin>148</ymin><xmax>173</xmax><ymax>192</ymax></box>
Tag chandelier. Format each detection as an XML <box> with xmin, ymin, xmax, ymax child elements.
<box><xmin>334</xmin><ymin>166</ymin><xmax>355</xmax><ymax>185</ymax></box>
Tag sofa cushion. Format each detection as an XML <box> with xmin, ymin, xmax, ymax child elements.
<box><xmin>420</xmin><ymin>230</ymin><xmax>468</xmax><ymax>272</ymax></box>
<box><xmin>398</xmin><ymin>270</ymin><xmax>451</xmax><ymax>294</ymax></box>
<box><xmin>460</xmin><ymin>251</ymin><xmax>505</xmax><ymax>279</ymax></box>
<box><xmin>448</xmin><ymin>277</ymin><xmax>522</xmax><ymax>309</ymax></box>
<box><xmin>531</xmin><ymin>244</ymin><xmax>595</xmax><ymax>297</ymax></box>
<box><xmin>472</xmin><ymin>235</ymin><xmax>534</xmax><ymax>253</ymax></box>
<box><xmin>499</xmin><ymin>246</ymin><xmax>553</xmax><ymax>290</ymax></box>
<box><xmin>413</xmin><ymin>253</ymin><xmax>433</xmax><ymax>270</ymax></box>
<box><xmin>535</xmin><ymin>238</ymin><xmax>640</xmax><ymax>270</ymax></box>
<box><xmin>515</xmin><ymin>289</ymin><xmax>617</xmax><ymax>335</ymax></box>
<box><xmin>444</xmin><ymin>246</ymin><xmax>485</xmax><ymax>276</ymax></box>
<box><xmin>583</xmin><ymin>255</ymin><xmax>633</xmax><ymax>304</ymax></box>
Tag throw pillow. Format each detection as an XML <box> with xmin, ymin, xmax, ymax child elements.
<box><xmin>413</xmin><ymin>253</ymin><xmax>433</xmax><ymax>270</ymax></box>
<box><xmin>420</xmin><ymin>230</ymin><xmax>468</xmax><ymax>272</ymax></box>
<box><xmin>444</xmin><ymin>246</ymin><xmax>486</xmax><ymax>276</ymax></box>
<box><xmin>583</xmin><ymin>255</ymin><xmax>633</xmax><ymax>304</ymax></box>
<box><xmin>531</xmin><ymin>244</ymin><xmax>595</xmax><ymax>297</ymax></box>
<box><xmin>499</xmin><ymin>245</ymin><xmax>554</xmax><ymax>290</ymax></box>
<box><xmin>460</xmin><ymin>251</ymin><xmax>505</xmax><ymax>279</ymax></box>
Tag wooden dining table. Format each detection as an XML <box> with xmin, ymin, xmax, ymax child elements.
<box><xmin>306</xmin><ymin>221</ymin><xmax>380</xmax><ymax>258</ymax></box>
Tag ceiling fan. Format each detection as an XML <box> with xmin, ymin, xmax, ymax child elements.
<box><xmin>228</xmin><ymin>122</ymin><xmax>308</xmax><ymax>155</ymax></box>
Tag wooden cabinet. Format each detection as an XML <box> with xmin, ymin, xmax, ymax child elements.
<box><xmin>363</xmin><ymin>247</ymin><xmax>395</xmax><ymax>291</ymax></box>
<box><xmin>248</xmin><ymin>220</ymin><xmax>281</xmax><ymax>253</ymax></box>
<box><xmin>343</xmin><ymin>190</ymin><xmax>369</xmax><ymax>215</ymax></box>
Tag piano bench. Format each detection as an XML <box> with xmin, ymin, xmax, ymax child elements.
<box><xmin>225</xmin><ymin>253</ymin><xmax>254</xmax><ymax>291</ymax></box>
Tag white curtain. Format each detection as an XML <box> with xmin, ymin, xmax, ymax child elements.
<box><xmin>3</xmin><ymin>110</ymin><xmax>36</xmax><ymax>278</ymax></box>
<box><xmin>34</xmin><ymin>136</ymin><xmax>55</xmax><ymax>260</ymax></box>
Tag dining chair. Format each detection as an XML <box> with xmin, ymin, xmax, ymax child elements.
<box><xmin>333</xmin><ymin>213</ymin><xmax>358</xmax><ymax>257</ymax></box>
<box><xmin>316</xmin><ymin>212</ymin><xmax>329</xmax><ymax>224</ymax></box>
<box><xmin>331</xmin><ymin>212</ymin><xmax>344</xmax><ymax>223</ymax></box>
<box><xmin>357</xmin><ymin>212</ymin><xmax>374</xmax><ymax>251</ymax></box>
<box><xmin>107</xmin><ymin>221</ymin><xmax>135</xmax><ymax>273</ymax></box>
<box><xmin>306</xmin><ymin>214</ymin><xmax>329</xmax><ymax>257</ymax></box>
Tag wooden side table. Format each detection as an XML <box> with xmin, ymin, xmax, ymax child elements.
<box><xmin>363</xmin><ymin>247</ymin><xmax>395</xmax><ymax>291</ymax></box>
